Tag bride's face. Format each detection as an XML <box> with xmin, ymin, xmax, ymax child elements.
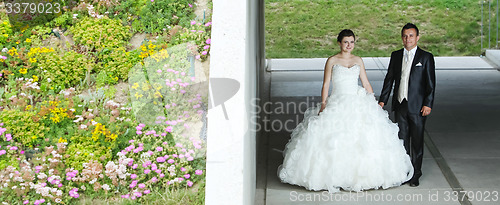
<box><xmin>339</xmin><ymin>36</ymin><xmax>355</xmax><ymax>53</ymax></box>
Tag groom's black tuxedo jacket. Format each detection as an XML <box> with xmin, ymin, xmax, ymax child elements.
<box><xmin>379</xmin><ymin>47</ymin><xmax>436</xmax><ymax>114</ymax></box>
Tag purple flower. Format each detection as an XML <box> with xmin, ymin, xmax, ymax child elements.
<box><xmin>181</xmin><ymin>167</ymin><xmax>186</xmax><ymax>172</ymax></box>
<box><xmin>184</xmin><ymin>174</ymin><xmax>190</xmax><ymax>179</ymax></box>
<box><xmin>165</xmin><ymin>126</ymin><xmax>173</xmax><ymax>133</ymax></box>
<box><xmin>23</xmin><ymin>200</ymin><xmax>29</xmax><ymax>204</ymax></box>
<box><xmin>195</xmin><ymin>170</ymin><xmax>203</xmax><ymax>175</ymax></box>
<box><xmin>156</xmin><ymin>157</ymin><xmax>165</xmax><ymax>163</ymax></box>
<box><xmin>144</xmin><ymin>190</ymin><xmax>151</xmax><ymax>194</ymax></box>
<box><xmin>156</xmin><ymin>146</ymin><xmax>163</xmax><ymax>152</ymax></box>
<box><xmin>131</xmin><ymin>174</ymin><xmax>137</xmax><ymax>179</ymax></box>
<box><xmin>189</xmin><ymin>3</ymin><xmax>192</xmax><ymax>7</ymax></box>
<box><xmin>204</xmin><ymin>45</ymin><xmax>210</xmax><ymax>50</ymax></box>
<box><xmin>187</xmin><ymin>181</ymin><xmax>194</xmax><ymax>187</ymax></box>
<box><xmin>191</xmin><ymin>20</ymin><xmax>196</xmax><ymax>25</ymax></box>
<box><xmin>138</xmin><ymin>183</ymin><xmax>146</xmax><ymax>189</ymax></box>
<box><xmin>206</xmin><ymin>38</ymin><xmax>211</xmax><ymax>44</ymax></box>
<box><xmin>144</xmin><ymin>169</ymin><xmax>151</xmax><ymax>174</ymax></box>
<box><xmin>167</xmin><ymin>159</ymin><xmax>175</xmax><ymax>164</ymax></box>
<box><xmin>0</xmin><ymin>150</ymin><xmax>6</xmax><ymax>155</ymax></box>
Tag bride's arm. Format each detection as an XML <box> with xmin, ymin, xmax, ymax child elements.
<box><xmin>358</xmin><ymin>58</ymin><xmax>374</xmax><ymax>94</ymax></box>
<box><xmin>319</xmin><ymin>57</ymin><xmax>334</xmax><ymax>113</ymax></box>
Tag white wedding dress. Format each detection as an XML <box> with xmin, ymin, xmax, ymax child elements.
<box><xmin>278</xmin><ymin>64</ymin><xmax>413</xmax><ymax>193</ymax></box>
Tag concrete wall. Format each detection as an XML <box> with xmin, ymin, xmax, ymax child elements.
<box><xmin>205</xmin><ymin>0</ymin><xmax>263</xmax><ymax>204</ymax></box>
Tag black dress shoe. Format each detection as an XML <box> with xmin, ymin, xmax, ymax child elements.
<box><xmin>409</xmin><ymin>180</ymin><xmax>419</xmax><ymax>187</ymax></box>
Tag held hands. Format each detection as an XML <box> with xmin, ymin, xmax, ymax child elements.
<box><xmin>421</xmin><ymin>106</ymin><xmax>432</xmax><ymax>116</ymax></box>
<box><xmin>378</xmin><ymin>102</ymin><xmax>385</xmax><ymax>108</ymax></box>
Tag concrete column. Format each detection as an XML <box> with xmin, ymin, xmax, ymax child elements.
<box><xmin>205</xmin><ymin>0</ymin><xmax>261</xmax><ymax>204</ymax></box>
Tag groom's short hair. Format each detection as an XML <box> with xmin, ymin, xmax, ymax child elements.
<box><xmin>401</xmin><ymin>23</ymin><xmax>419</xmax><ymax>36</ymax></box>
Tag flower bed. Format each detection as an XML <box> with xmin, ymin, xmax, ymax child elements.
<box><xmin>0</xmin><ymin>0</ymin><xmax>211</xmax><ymax>204</ymax></box>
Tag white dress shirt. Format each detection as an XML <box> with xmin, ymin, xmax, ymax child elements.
<box><xmin>398</xmin><ymin>46</ymin><xmax>417</xmax><ymax>103</ymax></box>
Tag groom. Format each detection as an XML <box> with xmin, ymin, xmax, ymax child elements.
<box><xmin>378</xmin><ymin>23</ymin><xmax>436</xmax><ymax>187</ymax></box>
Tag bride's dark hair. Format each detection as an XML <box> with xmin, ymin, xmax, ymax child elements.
<box><xmin>337</xmin><ymin>29</ymin><xmax>355</xmax><ymax>42</ymax></box>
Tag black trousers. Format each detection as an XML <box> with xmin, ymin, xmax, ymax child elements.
<box><xmin>395</xmin><ymin>99</ymin><xmax>426</xmax><ymax>182</ymax></box>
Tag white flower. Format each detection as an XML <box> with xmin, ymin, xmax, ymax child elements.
<box><xmin>55</xmin><ymin>198</ymin><xmax>62</xmax><ymax>203</ymax></box>
<box><xmin>89</xmin><ymin>178</ymin><xmax>97</xmax><ymax>184</ymax></box>
<box><xmin>2</xmin><ymin>48</ymin><xmax>8</xmax><ymax>52</ymax></box>
<box><xmin>80</xmin><ymin>124</ymin><xmax>87</xmax><ymax>129</ymax></box>
<box><xmin>37</xmin><ymin>173</ymin><xmax>47</xmax><ymax>179</ymax></box>
<box><xmin>81</xmin><ymin>185</ymin><xmax>86</xmax><ymax>191</ymax></box>
<box><xmin>102</xmin><ymin>184</ymin><xmax>110</xmax><ymax>191</ymax></box>
<box><xmin>70</xmin><ymin>108</ymin><xmax>75</xmax><ymax>112</ymax></box>
<box><xmin>47</xmin><ymin>78</ymin><xmax>51</xmax><ymax>82</ymax></box>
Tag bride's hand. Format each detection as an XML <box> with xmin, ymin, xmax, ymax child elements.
<box><xmin>318</xmin><ymin>103</ymin><xmax>326</xmax><ymax>115</ymax></box>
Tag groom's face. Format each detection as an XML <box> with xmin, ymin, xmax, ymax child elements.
<box><xmin>401</xmin><ymin>28</ymin><xmax>420</xmax><ymax>50</ymax></box>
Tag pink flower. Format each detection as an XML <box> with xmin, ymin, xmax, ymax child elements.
<box><xmin>184</xmin><ymin>174</ymin><xmax>190</xmax><ymax>179</ymax></box>
<box><xmin>167</xmin><ymin>159</ymin><xmax>175</xmax><ymax>164</ymax></box>
<box><xmin>151</xmin><ymin>177</ymin><xmax>158</xmax><ymax>182</ymax></box>
<box><xmin>156</xmin><ymin>157</ymin><xmax>165</xmax><ymax>163</ymax></box>
<box><xmin>204</xmin><ymin>45</ymin><xmax>210</xmax><ymax>50</ymax></box>
<box><xmin>144</xmin><ymin>169</ymin><xmax>151</xmax><ymax>174</ymax></box>
<box><xmin>139</xmin><ymin>123</ymin><xmax>145</xmax><ymax>128</ymax></box>
<box><xmin>132</xmin><ymin>164</ymin><xmax>138</xmax><ymax>169</ymax></box>
<box><xmin>138</xmin><ymin>183</ymin><xmax>146</xmax><ymax>189</ymax></box>
<box><xmin>181</xmin><ymin>167</ymin><xmax>186</xmax><ymax>172</ymax></box>
<box><xmin>135</xmin><ymin>192</ymin><xmax>142</xmax><ymax>197</ymax></box>
<box><xmin>189</xmin><ymin>3</ymin><xmax>192</xmax><ymax>7</ymax></box>
<box><xmin>0</xmin><ymin>150</ymin><xmax>6</xmax><ymax>155</ymax></box>
<box><xmin>155</xmin><ymin>169</ymin><xmax>162</xmax><ymax>174</ymax></box>
<box><xmin>10</xmin><ymin>146</ymin><xmax>18</xmax><ymax>150</ymax></box>
<box><xmin>159</xmin><ymin>173</ymin><xmax>165</xmax><ymax>178</ymax></box>
<box><xmin>5</xmin><ymin>134</ymin><xmax>12</xmax><ymax>141</ymax></box>
<box><xmin>165</xmin><ymin>126</ymin><xmax>173</xmax><ymax>133</ymax></box>
<box><xmin>206</xmin><ymin>38</ymin><xmax>211</xmax><ymax>44</ymax></box>
<box><xmin>195</xmin><ymin>170</ymin><xmax>203</xmax><ymax>175</ymax></box>
<box><xmin>121</xmin><ymin>194</ymin><xmax>130</xmax><ymax>198</ymax></box>
<box><xmin>156</xmin><ymin>146</ymin><xmax>163</xmax><ymax>152</ymax></box>
<box><xmin>23</xmin><ymin>200</ymin><xmax>29</xmax><ymax>204</ymax></box>
<box><xmin>131</xmin><ymin>174</ymin><xmax>137</xmax><ymax>179</ymax></box>
<box><xmin>187</xmin><ymin>156</ymin><xmax>194</xmax><ymax>161</ymax></box>
<box><xmin>136</xmin><ymin>131</ymin><xmax>142</xmax><ymax>135</ymax></box>
<box><xmin>187</xmin><ymin>181</ymin><xmax>193</xmax><ymax>187</ymax></box>
<box><xmin>201</xmin><ymin>51</ymin><xmax>208</xmax><ymax>55</ymax></box>
<box><xmin>205</xmin><ymin>22</ymin><xmax>212</xmax><ymax>27</ymax></box>
<box><xmin>144</xmin><ymin>190</ymin><xmax>151</xmax><ymax>194</ymax></box>
<box><xmin>191</xmin><ymin>20</ymin><xmax>196</xmax><ymax>25</ymax></box>
<box><xmin>157</xmin><ymin>69</ymin><xmax>162</xmax><ymax>73</ymax></box>
<box><xmin>195</xmin><ymin>55</ymin><xmax>201</xmax><ymax>59</ymax></box>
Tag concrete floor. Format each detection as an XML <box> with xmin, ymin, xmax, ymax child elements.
<box><xmin>256</xmin><ymin>57</ymin><xmax>500</xmax><ymax>205</ymax></box>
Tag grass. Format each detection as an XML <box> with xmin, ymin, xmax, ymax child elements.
<box><xmin>75</xmin><ymin>182</ymin><xmax>205</xmax><ymax>205</ymax></box>
<box><xmin>265</xmin><ymin>0</ymin><xmax>495</xmax><ymax>58</ymax></box>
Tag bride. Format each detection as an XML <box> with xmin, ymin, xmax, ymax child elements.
<box><xmin>277</xmin><ymin>29</ymin><xmax>413</xmax><ymax>193</ymax></box>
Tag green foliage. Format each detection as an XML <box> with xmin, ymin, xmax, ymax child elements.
<box><xmin>0</xmin><ymin>20</ymin><xmax>12</xmax><ymax>45</ymax></box>
<box><xmin>171</xmin><ymin>22</ymin><xmax>211</xmax><ymax>61</ymax></box>
<box><xmin>34</xmin><ymin>49</ymin><xmax>93</xmax><ymax>90</ymax></box>
<box><xmin>96</xmin><ymin>47</ymin><xmax>142</xmax><ymax>83</ymax></box>
<box><xmin>65</xmin><ymin>134</ymin><xmax>111</xmax><ymax>171</ymax></box>
<box><xmin>136</xmin><ymin>0</ymin><xmax>195</xmax><ymax>33</ymax></box>
<box><xmin>0</xmin><ymin>109</ymin><xmax>49</xmax><ymax>148</ymax></box>
<box><xmin>69</xmin><ymin>16</ymin><xmax>131</xmax><ymax>51</ymax></box>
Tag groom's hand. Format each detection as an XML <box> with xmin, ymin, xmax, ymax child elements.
<box><xmin>421</xmin><ymin>106</ymin><xmax>432</xmax><ymax>116</ymax></box>
<box><xmin>378</xmin><ymin>102</ymin><xmax>385</xmax><ymax>108</ymax></box>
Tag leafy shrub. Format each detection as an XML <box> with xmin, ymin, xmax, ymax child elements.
<box><xmin>65</xmin><ymin>134</ymin><xmax>111</xmax><ymax>171</ymax></box>
<box><xmin>30</xmin><ymin>48</ymin><xmax>93</xmax><ymax>90</ymax></box>
<box><xmin>0</xmin><ymin>20</ymin><xmax>12</xmax><ymax>45</ymax></box>
<box><xmin>69</xmin><ymin>16</ymin><xmax>131</xmax><ymax>51</ymax></box>
<box><xmin>96</xmin><ymin>47</ymin><xmax>141</xmax><ymax>84</ymax></box>
<box><xmin>0</xmin><ymin>109</ymin><xmax>49</xmax><ymax>148</ymax></box>
<box><xmin>135</xmin><ymin>0</ymin><xmax>195</xmax><ymax>33</ymax></box>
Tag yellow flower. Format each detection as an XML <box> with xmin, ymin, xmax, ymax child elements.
<box><xmin>134</xmin><ymin>92</ymin><xmax>143</xmax><ymax>99</ymax></box>
<box><xmin>32</xmin><ymin>75</ymin><xmax>38</xmax><ymax>82</ymax></box>
<box><xmin>131</xmin><ymin>83</ymin><xmax>139</xmax><ymax>89</ymax></box>
<box><xmin>26</xmin><ymin>105</ymin><xmax>32</xmax><ymax>110</ymax></box>
<box><xmin>2</xmin><ymin>34</ymin><xmax>7</xmax><ymax>37</ymax></box>
<box><xmin>154</xmin><ymin>91</ymin><xmax>163</xmax><ymax>98</ymax></box>
<box><xmin>16</xmin><ymin>41</ymin><xmax>20</xmax><ymax>44</ymax></box>
<box><xmin>141</xmin><ymin>82</ymin><xmax>150</xmax><ymax>91</ymax></box>
<box><xmin>148</xmin><ymin>43</ymin><xmax>156</xmax><ymax>50</ymax></box>
<box><xmin>19</xmin><ymin>68</ymin><xmax>28</xmax><ymax>74</ymax></box>
<box><xmin>29</xmin><ymin>58</ymin><xmax>37</xmax><ymax>63</ymax></box>
<box><xmin>32</xmin><ymin>136</ymin><xmax>37</xmax><ymax>140</ymax></box>
<box><xmin>58</xmin><ymin>137</ymin><xmax>67</xmax><ymax>143</ymax></box>
<box><xmin>25</xmin><ymin>38</ymin><xmax>31</xmax><ymax>43</ymax></box>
